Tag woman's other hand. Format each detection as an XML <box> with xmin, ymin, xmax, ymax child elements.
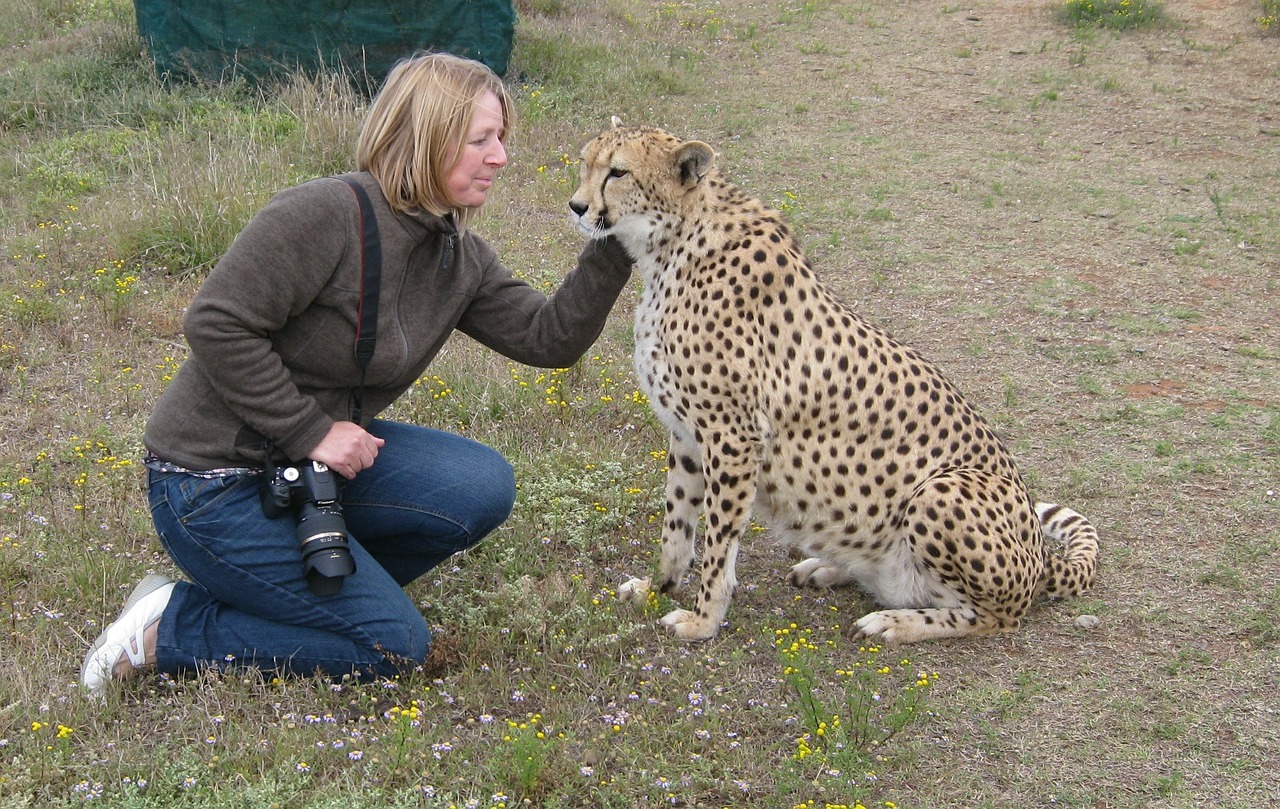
<box><xmin>309</xmin><ymin>421</ymin><xmax>386</xmax><ymax>479</ymax></box>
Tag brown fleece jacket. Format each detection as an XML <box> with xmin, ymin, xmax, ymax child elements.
<box><xmin>144</xmin><ymin>171</ymin><xmax>633</xmax><ymax>470</ymax></box>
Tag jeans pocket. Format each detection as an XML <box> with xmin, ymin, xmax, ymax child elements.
<box><xmin>156</xmin><ymin>472</ymin><xmax>260</xmax><ymax>525</ymax></box>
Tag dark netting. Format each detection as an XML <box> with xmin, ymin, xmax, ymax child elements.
<box><xmin>134</xmin><ymin>0</ymin><xmax>516</xmax><ymax>91</ymax></box>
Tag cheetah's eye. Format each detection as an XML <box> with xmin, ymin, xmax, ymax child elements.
<box><xmin>607</xmin><ymin>167</ymin><xmax>629</xmax><ymax>179</ymax></box>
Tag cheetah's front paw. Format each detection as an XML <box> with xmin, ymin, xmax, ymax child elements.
<box><xmin>617</xmin><ymin>577</ymin><xmax>652</xmax><ymax>608</ymax></box>
<box><xmin>659</xmin><ymin>608</ymin><xmax>718</xmax><ymax>641</ymax></box>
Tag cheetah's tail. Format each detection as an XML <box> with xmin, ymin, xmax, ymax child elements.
<box><xmin>1035</xmin><ymin>502</ymin><xmax>1100</xmax><ymax>598</ymax></box>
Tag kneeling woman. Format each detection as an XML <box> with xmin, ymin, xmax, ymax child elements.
<box><xmin>80</xmin><ymin>53</ymin><xmax>632</xmax><ymax>694</ymax></box>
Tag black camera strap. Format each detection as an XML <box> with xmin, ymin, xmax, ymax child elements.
<box><xmin>338</xmin><ymin>176</ymin><xmax>382</xmax><ymax>425</ymax></box>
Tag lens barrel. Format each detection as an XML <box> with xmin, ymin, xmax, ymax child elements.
<box><xmin>296</xmin><ymin>502</ymin><xmax>356</xmax><ymax>596</ymax></box>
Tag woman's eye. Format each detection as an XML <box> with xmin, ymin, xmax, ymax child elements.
<box><xmin>608</xmin><ymin>167</ymin><xmax>629</xmax><ymax>179</ymax></box>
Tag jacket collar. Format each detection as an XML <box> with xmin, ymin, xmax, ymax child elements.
<box><xmin>399</xmin><ymin>206</ymin><xmax>459</xmax><ymax>240</ymax></box>
<box><xmin>346</xmin><ymin>171</ymin><xmax>459</xmax><ymax>241</ymax></box>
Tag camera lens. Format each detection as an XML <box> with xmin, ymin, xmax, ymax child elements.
<box><xmin>296</xmin><ymin>504</ymin><xmax>356</xmax><ymax>595</ymax></box>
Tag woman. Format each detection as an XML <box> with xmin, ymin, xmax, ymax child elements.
<box><xmin>80</xmin><ymin>53</ymin><xmax>633</xmax><ymax>694</ymax></box>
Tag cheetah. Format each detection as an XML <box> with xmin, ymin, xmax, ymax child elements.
<box><xmin>569</xmin><ymin>119</ymin><xmax>1099</xmax><ymax>643</ymax></box>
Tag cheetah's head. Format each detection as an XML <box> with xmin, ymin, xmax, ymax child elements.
<box><xmin>569</xmin><ymin>118</ymin><xmax>715</xmax><ymax>256</ymax></box>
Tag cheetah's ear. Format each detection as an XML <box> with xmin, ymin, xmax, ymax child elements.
<box><xmin>674</xmin><ymin>141</ymin><xmax>715</xmax><ymax>188</ymax></box>
<box><xmin>610</xmin><ymin>115</ymin><xmax>625</xmax><ymax>128</ymax></box>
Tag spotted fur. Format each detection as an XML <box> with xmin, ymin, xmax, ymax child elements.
<box><xmin>570</xmin><ymin>120</ymin><xmax>1099</xmax><ymax>643</ymax></box>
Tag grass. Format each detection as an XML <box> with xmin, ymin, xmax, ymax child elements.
<box><xmin>1059</xmin><ymin>0</ymin><xmax>1167</xmax><ymax>30</ymax></box>
<box><xmin>1259</xmin><ymin>0</ymin><xmax>1279</xmax><ymax>30</ymax></box>
<box><xmin>2</xmin><ymin>0</ymin><xmax>1279</xmax><ymax>807</ymax></box>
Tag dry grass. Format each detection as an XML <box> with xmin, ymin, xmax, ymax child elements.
<box><xmin>0</xmin><ymin>0</ymin><xmax>1277</xmax><ymax>807</ymax></box>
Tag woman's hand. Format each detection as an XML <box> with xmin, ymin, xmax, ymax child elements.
<box><xmin>308</xmin><ymin>421</ymin><xmax>386</xmax><ymax>479</ymax></box>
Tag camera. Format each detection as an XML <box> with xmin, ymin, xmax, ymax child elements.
<box><xmin>260</xmin><ymin>458</ymin><xmax>356</xmax><ymax>596</ymax></box>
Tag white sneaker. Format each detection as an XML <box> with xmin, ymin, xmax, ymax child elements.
<box><xmin>80</xmin><ymin>574</ymin><xmax>175</xmax><ymax>696</ymax></box>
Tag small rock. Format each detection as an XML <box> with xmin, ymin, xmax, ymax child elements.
<box><xmin>1075</xmin><ymin>614</ymin><xmax>1101</xmax><ymax>630</ymax></box>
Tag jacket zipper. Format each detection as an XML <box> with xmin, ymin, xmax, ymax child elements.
<box><xmin>441</xmin><ymin>233</ymin><xmax>456</xmax><ymax>273</ymax></box>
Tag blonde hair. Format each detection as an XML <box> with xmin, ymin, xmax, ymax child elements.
<box><xmin>356</xmin><ymin>52</ymin><xmax>511</xmax><ymax>227</ymax></box>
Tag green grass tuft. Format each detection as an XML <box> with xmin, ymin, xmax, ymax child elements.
<box><xmin>1260</xmin><ymin>0</ymin><xmax>1279</xmax><ymax>31</ymax></box>
<box><xmin>1059</xmin><ymin>0</ymin><xmax>1166</xmax><ymax>30</ymax></box>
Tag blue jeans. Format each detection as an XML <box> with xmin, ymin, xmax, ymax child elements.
<box><xmin>148</xmin><ymin>419</ymin><xmax>515</xmax><ymax>679</ymax></box>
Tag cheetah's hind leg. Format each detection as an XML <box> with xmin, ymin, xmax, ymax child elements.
<box><xmin>786</xmin><ymin>556</ymin><xmax>856</xmax><ymax>588</ymax></box>
<box><xmin>617</xmin><ymin>576</ymin><xmax>652</xmax><ymax>607</ymax></box>
<box><xmin>853</xmin><ymin>604</ymin><xmax>1015</xmax><ymax>644</ymax></box>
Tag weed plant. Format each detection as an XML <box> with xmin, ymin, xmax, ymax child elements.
<box><xmin>773</xmin><ymin>624</ymin><xmax>937</xmax><ymax>805</ymax></box>
<box><xmin>1059</xmin><ymin>0</ymin><xmax>1166</xmax><ymax>30</ymax></box>
<box><xmin>1260</xmin><ymin>0</ymin><xmax>1279</xmax><ymax>30</ymax></box>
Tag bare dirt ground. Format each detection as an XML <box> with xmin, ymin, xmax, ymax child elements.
<box><xmin>601</xmin><ymin>0</ymin><xmax>1278</xmax><ymax>804</ymax></box>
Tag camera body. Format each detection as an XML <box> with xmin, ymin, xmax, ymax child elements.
<box><xmin>260</xmin><ymin>459</ymin><xmax>356</xmax><ymax>595</ymax></box>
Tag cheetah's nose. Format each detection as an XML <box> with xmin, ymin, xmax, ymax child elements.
<box><xmin>569</xmin><ymin>200</ymin><xmax>588</xmax><ymax>217</ymax></box>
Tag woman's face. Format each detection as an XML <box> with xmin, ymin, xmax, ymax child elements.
<box><xmin>445</xmin><ymin>90</ymin><xmax>507</xmax><ymax>208</ymax></box>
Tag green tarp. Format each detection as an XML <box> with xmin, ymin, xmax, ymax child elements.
<box><xmin>133</xmin><ymin>0</ymin><xmax>516</xmax><ymax>90</ymax></box>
